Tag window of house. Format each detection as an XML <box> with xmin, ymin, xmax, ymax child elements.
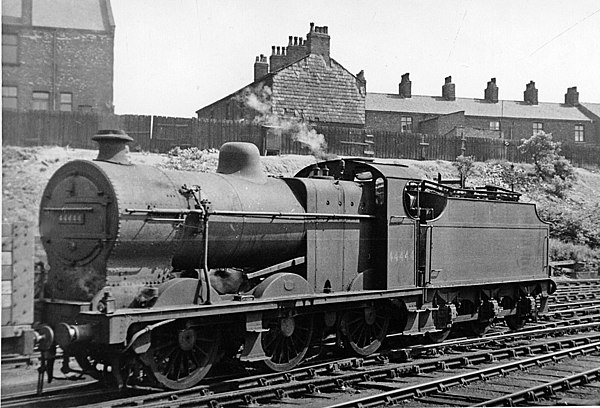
<box><xmin>78</xmin><ymin>105</ymin><xmax>92</xmax><ymax>112</ymax></box>
<box><xmin>2</xmin><ymin>34</ymin><xmax>18</xmax><ymax>64</ymax></box>
<box><xmin>489</xmin><ymin>121</ymin><xmax>500</xmax><ymax>131</ymax></box>
<box><xmin>574</xmin><ymin>124</ymin><xmax>585</xmax><ymax>142</ymax></box>
<box><xmin>59</xmin><ymin>93</ymin><xmax>73</xmax><ymax>111</ymax></box>
<box><xmin>533</xmin><ymin>122</ymin><xmax>543</xmax><ymax>135</ymax></box>
<box><xmin>2</xmin><ymin>86</ymin><xmax>18</xmax><ymax>109</ymax></box>
<box><xmin>401</xmin><ymin>116</ymin><xmax>413</xmax><ymax>133</ymax></box>
<box><xmin>32</xmin><ymin>91</ymin><xmax>50</xmax><ymax>110</ymax></box>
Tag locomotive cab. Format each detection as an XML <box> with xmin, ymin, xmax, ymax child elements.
<box><xmin>403</xmin><ymin>180</ymin><xmax>449</xmax><ymax>222</ymax></box>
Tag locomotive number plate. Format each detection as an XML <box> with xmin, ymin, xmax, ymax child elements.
<box><xmin>58</xmin><ymin>212</ymin><xmax>85</xmax><ymax>225</ymax></box>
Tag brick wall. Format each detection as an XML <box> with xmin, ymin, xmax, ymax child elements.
<box><xmin>366</xmin><ymin>111</ymin><xmax>431</xmax><ymax>132</ymax></box>
<box><xmin>490</xmin><ymin>117</ymin><xmax>593</xmax><ymax>143</ymax></box>
<box><xmin>2</xmin><ymin>26</ymin><xmax>114</xmax><ymax>113</ymax></box>
<box><xmin>368</xmin><ymin>110</ymin><xmax>594</xmax><ymax>145</ymax></box>
<box><xmin>197</xmin><ymin>78</ymin><xmax>274</xmax><ymax>122</ymax></box>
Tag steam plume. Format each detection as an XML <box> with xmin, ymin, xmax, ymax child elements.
<box><xmin>238</xmin><ymin>85</ymin><xmax>329</xmax><ymax>158</ymax></box>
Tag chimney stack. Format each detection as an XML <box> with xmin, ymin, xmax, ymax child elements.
<box><xmin>399</xmin><ymin>73</ymin><xmax>412</xmax><ymax>98</ymax></box>
<box><xmin>442</xmin><ymin>76</ymin><xmax>455</xmax><ymax>101</ymax></box>
<box><xmin>356</xmin><ymin>70</ymin><xmax>366</xmax><ymax>94</ymax></box>
<box><xmin>306</xmin><ymin>22</ymin><xmax>330</xmax><ymax>65</ymax></box>
<box><xmin>254</xmin><ymin>54</ymin><xmax>269</xmax><ymax>81</ymax></box>
<box><xmin>524</xmin><ymin>81</ymin><xmax>538</xmax><ymax>105</ymax></box>
<box><xmin>484</xmin><ymin>78</ymin><xmax>499</xmax><ymax>103</ymax></box>
<box><xmin>286</xmin><ymin>35</ymin><xmax>308</xmax><ymax>63</ymax></box>
<box><xmin>269</xmin><ymin>45</ymin><xmax>288</xmax><ymax>73</ymax></box>
<box><xmin>565</xmin><ymin>86</ymin><xmax>579</xmax><ymax>106</ymax></box>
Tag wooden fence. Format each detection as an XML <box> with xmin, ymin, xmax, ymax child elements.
<box><xmin>3</xmin><ymin>109</ymin><xmax>599</xmax><ymax>168</ymax></box>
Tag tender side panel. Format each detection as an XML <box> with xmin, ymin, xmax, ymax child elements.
<box><xmin>427</xmin><ymin>198</ymin><xmax>549</xmax><ymax>285</ymax></box>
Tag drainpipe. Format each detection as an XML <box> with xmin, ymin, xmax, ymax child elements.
<box><xmin>52</xmin><ymin>29</ymin><xmax>57</xmax><ymax>110</ymax></box>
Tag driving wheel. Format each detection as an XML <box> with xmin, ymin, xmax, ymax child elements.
<box><xmin>341</xmin><ymin>302</ymin><xmax>390</xmax><ymax>356</ymax></box>
<box><xmin>262</xmin><ymin>312</ymin><xmax>314</xmax><ymax>372</ymax></box>
<box><xmin>145</xmin><ymin>323</ymin><xmax>221</xmax><ymax>390</ymax></box>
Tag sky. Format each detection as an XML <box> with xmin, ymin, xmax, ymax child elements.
<box><xmin>110</xmin><ymin>0</ymin><xmax>600</xmax><ymax>118</ymax></box>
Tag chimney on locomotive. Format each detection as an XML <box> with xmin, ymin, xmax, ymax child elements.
<box><xmin>92</xmin><ymin>129</ymin><xmax>134</xmax><ymax>165</ymax></box>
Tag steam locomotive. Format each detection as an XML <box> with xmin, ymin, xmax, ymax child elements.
<box><xmin>35</xmin><ymin>130</ymin><xmax>555</xmax><ymax>390</ymax></box>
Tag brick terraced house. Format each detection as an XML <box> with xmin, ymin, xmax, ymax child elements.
<box><xmin>195</xmin><ymin>23</ymin><xmax>366</xmax><ymax>128</ymax></box>
<box><xmin>367</xmin><ymin>75</ymin><xmax>598</xmax><ymax>145</ymax></box>
<box><xmin>2</xmin><ymin>0</ymin><xmax>115</xmax><ymax>113</ymax></box>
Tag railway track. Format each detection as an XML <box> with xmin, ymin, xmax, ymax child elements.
<box><xmin>6</xmin><ymin>322</ymin><xmax>599</xmax><ymax>408</ymax></box>
<box><xmin>3</xmin><ymin>279</ymin><xmax>600</xmax><ymax>407</ymax></box>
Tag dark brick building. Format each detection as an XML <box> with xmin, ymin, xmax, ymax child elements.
<box><xmin>196</xmin><ymin>23</ymin><xmax>366</xmax><ymax>128</ymax></box>
<box><xmin>2</xmin><ymin>0</ymin><xmax>115</xmax><ymax>113</ymax></box>
<box><xmin>367</xmin><ymin>75</ymin><xmax>599</xmax><ymax>145</ymax></box>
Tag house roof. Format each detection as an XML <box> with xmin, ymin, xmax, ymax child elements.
<box><xmin>366</xmin><ymin>93</ymin><xmax>591</xmax><ymax>122</ymax></box>
<box><xmin>196</xmin><ymin>54</ymin><xmax>365</xmax><ymax>126</ymax></box>
<box><xmin>271</xmin><ymin>54</ymin><xmax>365</xmax><ymax>125</ymax></box>
<box><xmin>30</xmin><ymin>0</ymin><xmax>112</xmax><ymax>31</ymax></box>
<box><xmin>582</xmin><ymin>103</ymin><xmax>600</xmax><ymax>118</ymax></box>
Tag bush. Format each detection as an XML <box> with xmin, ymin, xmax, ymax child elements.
<box><xmin>538</xmin><ymin>202</ymin><xmax>600</xmax><ymax>249</ymax></box>
<box><xmin>161</xmin><ymin>146</ymin><xmax>219</xmax><ymax>172</ymax></box>
<box><xmin>545</xmin><ymin>175</ymin><xmax>573</xmax><ymax>198</ymax></box>
<box><xmin>518</xmin><ymin>131</ymin><xmax>559</xmax><ymax>178</ymax></box>
<box><xmin>518</xmin><ymin>132</ymin><xmax>577</xmax><ymax>197</ymax></box>
<box><xmin>453</xmin><ymin>155</ymin><xmax>474</xmax><ymax>186</ymax></box>
<box><xmin>549</xmin><ymin>238</ymin><xmax>600</xmax><ymax>263</ymax></box>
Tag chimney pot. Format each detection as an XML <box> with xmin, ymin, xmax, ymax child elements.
<box><xmin>288</xmin><ymin>36</ymin><xmax>293</xmax><ymax>45</ymax></box>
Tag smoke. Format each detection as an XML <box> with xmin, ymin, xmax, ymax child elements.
<box><xmin>239</xmin><ymin>85</ymin><xmax>272</xmax><ymax>115</ymax></box>
<box><xmin>238</xmin><ymin>85</ymin><xmax>329</xmax><ymax>159</ymax></box>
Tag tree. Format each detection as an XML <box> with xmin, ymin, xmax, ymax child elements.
<box><xmin>453</xmin><ymin>155</ymin><xmax>474</xmax><ymax>188</ymax></box>
<box><xmin>518</xmin><ymin>131</ymin><xmax>576</xmax><ymax>197</ymax></box>
<box><xmin>517</xmin><ymin>131</ymin><xmax>558</xmax><ymax>179</ymax></box>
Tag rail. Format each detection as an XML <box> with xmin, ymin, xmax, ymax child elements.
<box><xmin>125</xmin><ymin>208</ymin><xmax>376</xmax><ymax>220</ymax></box>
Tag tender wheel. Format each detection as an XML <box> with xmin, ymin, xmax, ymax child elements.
<box><xmin>262</xmin><ymin>312</ymin><xmax>313</xmax><ymax>372</ymax></box>
<box><xmin>341</xmin><ymin>302</ymin><xmax>390</xmax><ymax>356</ymax></box>
<box><xmin>145</xmin><ymin>323</ymin><xmax>221</xmax><ymax>390</ymax></box>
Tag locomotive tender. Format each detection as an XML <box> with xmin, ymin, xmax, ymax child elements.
<box><xmin>35</xmin><ymin>131</ymin><xmax>555</xmax><ymax>389</ymax></box>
